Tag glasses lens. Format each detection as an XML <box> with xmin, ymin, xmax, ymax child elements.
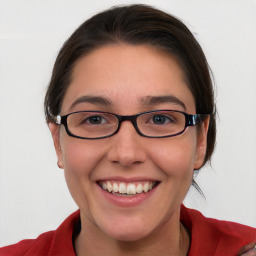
<box><xmin>137</xmin><ymin>110</ymin><xmax>185</xmax><ymax>137</ymax></box>
<box><xmin>67</xmin><ymin>112</ymin><xmax>118</xmax><ymax>138</ymax></box>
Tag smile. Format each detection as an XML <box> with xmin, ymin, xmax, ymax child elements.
<box><xmin>98</xmin><ymin>180</ymin><xmax>159</xmax><ymax>196</ymax></box>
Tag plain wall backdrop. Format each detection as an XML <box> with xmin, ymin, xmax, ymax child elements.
<box><xmin>0</xmin><ymin>0</ymin><xmax>256</xmax><ymax>246</ymax></box>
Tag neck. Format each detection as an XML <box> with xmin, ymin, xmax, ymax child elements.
<box><xmin>74</xmin><ymin>211</ymin><xmax>190</xmax><ymax>256</ymax></box>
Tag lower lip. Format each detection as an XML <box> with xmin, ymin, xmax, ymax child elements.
<box><xmin>97</xmin><ymin>184</ymin><xmax>158</xmax><ymax>207</ymax></box>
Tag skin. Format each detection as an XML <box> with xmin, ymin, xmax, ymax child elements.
<box><xmin>49</xmin><ymin>44</ymin><xmax>210</xmax><ymax>255</ymax></box>
<box><xmin>238</xmin><ymin>242</ymin><xmax>256</xmax><ymax>256</ymax></box>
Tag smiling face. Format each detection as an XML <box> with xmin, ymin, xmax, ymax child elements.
<box><xmin>50</xmin><ymin>44</ymin><xmax>209</xmax><ymax>243</ymax></box>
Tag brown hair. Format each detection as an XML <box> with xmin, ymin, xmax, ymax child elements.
<box><xmin>44</xmin><ymin>4</ymin><xmax>216</xmax><ymax>166</ymax></box>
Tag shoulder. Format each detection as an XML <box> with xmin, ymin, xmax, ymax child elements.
<box><xmin>181</xmin><ymin>205</ymin><xmax>256</xmax><ymax>255</ymax></box>
<box><xmin>0</xmin><ymin>231</ymin><xmax>54</xmax><ymax>256</ymax></box>
<box><xmin>0</xmin><ymin>210</ymin><xmax>80</xmax><ymax>256</ymax></box>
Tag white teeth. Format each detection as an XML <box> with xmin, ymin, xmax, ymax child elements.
<box><xmin>100</xmin><ymin>181</ymin><xmax>157</xmax><ymax>195</ymax></box>
<box><xmin>119</xmin><ymin>182</ymin><xmax>126</xmax><ymax>194</ymax></box>
<box><xmin>143</xmin><ymin>182</ymin><xmax>149</xmax><ymax>192</ymax></box>
<box><xmin>127</xmin><ymin>183</ymin><xmax>136</xmax><ymax>195</ymax></box>
<box><xmin>113</xmin><ymin>182</ymin><xmax>119</xmax><ymax>193</ymax></box>
<box><xmin>136</xmin><ymin>183</ymin><xmax>143</xmax><ymax>193</ymax></box>
<box><xmin>102</xmin><ymin>182</ymin><xmax>107</xmax><ymax>190</ymax></box>
<box><xmin>107</xmin><ymin>181</ymin><xmax>112</xmax><ymax>192</ymax></box>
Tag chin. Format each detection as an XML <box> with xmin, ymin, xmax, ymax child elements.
<box><xmin>108</xmin><ymin>229</ymin><xmax>150</xmax><ymax>242</ymax></box>
<box><xmin>101</xmin><ymin>218</ymin><xmax>152</xmax><ymax>242</ymax></box>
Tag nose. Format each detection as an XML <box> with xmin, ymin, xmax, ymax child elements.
<box><xmin>107</xmin><ymin>121</ymin><xmax>147</xmax><ymax>167</ymax></box>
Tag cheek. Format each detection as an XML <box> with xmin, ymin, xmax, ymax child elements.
<box><xmin>149</xmin><ymin>133</ymin><xmax>198</xmax><ymax>177</ymax></box>
<box><xmin>60</xmin><ymin>139</ymin><xmax>107</xmax><ymax>209</ymax></box>
<box><xmin>60</xmin><ymin>139</ymin><xmax>105</xmax><ymax>194</ymax></box>
<box><xmin>61</xmin><ymin>139</ymin><xmax>103</xmax><ymax>174</ymax></box>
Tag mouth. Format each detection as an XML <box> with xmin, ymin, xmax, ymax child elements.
<box><xmin>97</xmin><ymin>180</ymin><xmax>160</xmax><ymax>196</ymax></box>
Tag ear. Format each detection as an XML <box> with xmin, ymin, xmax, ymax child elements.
<box><xmin>194</xmin><ymin>116</ymin><xmax>210</xmax><ymax>170</ymax></box>
<box><xmin>48</xmin><ymin>122</ymin><xmax>64</xmax><ymax>169</ymax></box>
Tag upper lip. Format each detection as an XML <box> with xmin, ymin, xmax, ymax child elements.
<box><xmin>96</xmin><ymin>176</ymin><xmax>160</xmax><ymax>183</ymax></box>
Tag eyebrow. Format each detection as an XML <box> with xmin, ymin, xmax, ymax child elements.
<box><xmin>69</xmin><ymin>94</ymin><xmax>186</xmax><ymax>111</ymax></box>
<box><xmin>141</xmin><ymin>95</ymin><xmax>186</xmax><ymax>110</ymax></box>
<box><xmin>69</xmin><ymin>95</ymin><xmax>112</xmax><ymax>110</ymax></box>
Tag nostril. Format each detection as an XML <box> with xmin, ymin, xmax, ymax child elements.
<box><xmin>117</xmin><ymin>154</ymin><xmax>141</xmax><ymax>167</ymax></box>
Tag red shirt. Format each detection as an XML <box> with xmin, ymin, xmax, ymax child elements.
<box><xmin>1</xmin><ymin>205</ymin><xmax>255</xmax><ymax>256</ymax></box>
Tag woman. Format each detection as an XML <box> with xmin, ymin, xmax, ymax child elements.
<box><xmin>1</xmin><ymin>4</ymin><xmax>255</xmax><ymax>256</ymax></box>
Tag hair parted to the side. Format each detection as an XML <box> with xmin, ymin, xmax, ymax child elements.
<box><xmin>44</xmin><ymin>4</ymin><xmax>216</xmax><ymax>167</ymax></box>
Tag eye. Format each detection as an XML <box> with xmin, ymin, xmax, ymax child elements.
<box><xmin>86</xmin><ymin>115</ymin><xmax>106</xmax><ymax>125</ymax></box>
<box><xmin>152</xmin><ymin>114</ymin><xmax>172</xmax><ymax>124</ymax></box>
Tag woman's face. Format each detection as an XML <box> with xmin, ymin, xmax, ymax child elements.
<box><xmin>50</xmin><ymin>44</ymin><xmax>208</xmax><ymax>241</ymax></box>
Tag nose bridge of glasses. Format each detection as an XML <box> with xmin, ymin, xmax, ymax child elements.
<box><xmin>117</xmin><ymin>115</ymin><xmax>140</xmax><ymax>133</ymax></box>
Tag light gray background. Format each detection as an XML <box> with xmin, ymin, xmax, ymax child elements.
<box><xmin>1</xmin><ymin>0</ymin><xmax>256</xmax><ymax>246</ymax></box>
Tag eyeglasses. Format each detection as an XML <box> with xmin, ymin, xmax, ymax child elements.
<box><xmin>56</xmin><ymin>110</ymin><xmax>208</xmax><ymax>139</ymax></box>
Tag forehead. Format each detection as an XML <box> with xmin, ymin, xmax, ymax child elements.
<box><xmin>61</xmin><ymin>44</ymin><xmax>195</xmax><ymax>114</ymax></box>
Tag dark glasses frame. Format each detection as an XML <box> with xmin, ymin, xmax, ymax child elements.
<box><xmin>56</xmin><ymin>110</ymin><xmax>209</xmax><ymax>139</ymax></box>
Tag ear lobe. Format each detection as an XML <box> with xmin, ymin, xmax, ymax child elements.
<box><xmin>48</xmin><ymin>122</ymin><xmax>64</xmax><ymax>169</ymax></box>
<box><xmin>194</xmin><ymin>116</ymin><xmax>210</xmax><ymax>170</ymax></box>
